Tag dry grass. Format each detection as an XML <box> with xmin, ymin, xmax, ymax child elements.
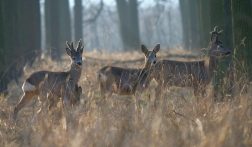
<box><xmin>0</xmin><ymin>51</ymin><xmax>252</xmax><ymax>147</ymax></box>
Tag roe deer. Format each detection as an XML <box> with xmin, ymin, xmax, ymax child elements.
<box><xmin>153</xmin><ymin>26</ymin><xmax>230</xmax><ymax>106</ymax></box>
<box><xmin>96</xmin><ymin>44</ymin><xmax>160</xmax><ymax>109</ymax></box>
<box><xmin>13</xmin><ymin>40</ymin><xmax>84</xmax><ymax>120</ymax></box>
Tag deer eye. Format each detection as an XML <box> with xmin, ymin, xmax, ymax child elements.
<box><xmin>81</xmin><ymin>57</ymin><xmax>82</xmax><ymax>59</ymax></box>
<box><xmin>73</xmin><ymin>57</ymin><xmax>76</xmax><ymax>60</ymax></box>
<box><xmin>155</xmin><ymin>55</ymin><xmax>156</xmax><ymax>57</ymax></box>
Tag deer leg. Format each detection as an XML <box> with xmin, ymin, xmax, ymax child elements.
<box><xmin>196</xmin><ymin>83</ymin><xmax>206</xmax><ymax>98</ymax></box>
<box><xmin>48</xmin><ymin>99</ymin><xmax>55</xmax><ymax>110</ymax></box>
<box><xmin>193</xmin><ymin>85</ymin><xmax>198</xmax><ymax>97</ymax></box>
<box><xmin>194</xmin><ymin>85</ymin><xmax>202</xmax><ymax>103</ymax></box>
<box><xmin>102</xmin><ymin>91</ymin><xmax>113</xmax><ymax>107</ymax></box>
<box><xmin>201</xmin><ymin>86</ymin><xmax>206</xmax><ymax>97</ymax></box>
<box><xmin>99</xmin><ymin>83</ymin><xmax>113</xmax><ymax>106</ymax></box>
<box><xmin>154</xmin><ymin>84</ymin><xmax>162</xmax><ymax>108</ymax></box>
<box><xmin>47</xmin><ymin>93</ymin><xmax>59</xmax><ymax>110</ymax></box>
<box><xmin>135</xmin><ymin>89</ymin><xmax>144</xmax><ymax>110</ymax></box>
<box><xmin>70</xmin><ymin>85</ymin><xmax>82</xmax><ymax>106</ymax></box>
<box><xmin>14</xmin><ymin>91</ymin><xmax>36</xmax><ymax>120</ymax></box>
<box><xmin>99</xmin><ymin>82</ymin><xmax>106</xmax><ymax>99</ymax></box>
<box><xmin>37</xmin><ymin>89</ymin><xmax>47</xmax><ymax>114</ymax></box>
<box><xmin>99</xmin><ymin>86</ymin><xmax>107</xmax><ymax>106</ymax></box>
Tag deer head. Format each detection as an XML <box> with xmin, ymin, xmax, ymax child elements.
<box><xmin>141</xmin><ymin>44</ymin><xmax>160</xmax><ymax>68</ymax></box>
<box><xmin>66</xmin><ymin>40</ymin><xmax>84</xmax><ymax>70</ymax></box>
<box><xmin>209</xmin><ymin>26</ymin><xmax>230</xmax><ymax>57</ymax></box>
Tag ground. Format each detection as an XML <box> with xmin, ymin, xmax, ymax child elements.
<box><xmin>0</xmin><ymin>50</ymin><xmax>252</xmax><ymax>147</ymax></box>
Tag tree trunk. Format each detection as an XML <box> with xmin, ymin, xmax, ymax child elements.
<box><xmin>213</xmin><ymin>0</ymin><xmax>234</xmax><ymax>99</ymax></box>
<box><xmin>210</xmin><ymin>0</ymin><xmax>224</xmax><ymax>28</ymax></box>
<box><xmin>0</xmin><ymin>0</ymin><xmax>4</xmax><ymax>67</ymax></box>
<box><xmin>45</xmin><ymin>0</ymin><xmax>60</xmax><ymax>60</ymax></box>
<box><xmin>17</xmin><ymin>0</ymin><xmax>41</xmax><ymax>65</ymax></box>
<box><xmin>198</xmin><ymin>0</ymin><xmax>210</xmax><ymax>47</ymax></box>
<box><xmin>116</xmin><ymin>0</ymin><xmax>140</xmax><ymax>51</ymax></box>
<box><xmin>0</xmin><ymin>0</ymin><xmax>41</xmax><ymax>94</ymax></box>
<box><xmin>231</xmin><ymin>0</ymin><xmax>252</xmax><ymax>93</ymax></box>
<box><xmin>116</xmin><ymin>0</ymin><xmax>130</xmax><ymax>50</ymax></box>
<box><xmin>74</xmin><ymin>0</ymin><xmax>83</xmax><ymax>43</ymax></box>
<box><xmin>188</xmin><ymin>0</ymin><xmax>200</xmax><ymax>50</ymax></box>
<box><xmin>1</xmin><ymin>0</ymin><xmax>19</xmax><ymax>94</ymax></box>
<box><xmin>223</xmin><ymin>0</ymin><xmax>234</xmax><ymax>98</ymax></box>
<box><xmin>0</xmin><ymin>0</ymin><xmax>6</xmax><ymax>94</ymax></box>
<box><xmin>179</xmin><ymin>0</ymin><xmax>201</xmax><ymax>50</ymax></box>
<box><xmin>59</xmin><ymin>0</ymin><xmax>71</xmax><ymax>54</ymax></box>
<box><xmin>209</xmin><ymin>0</ymin><xmax>225</xmax><ymax>98</ymax></box>
<box><xmin>128</xmin><ymin>0</ymin><xmax>140</xmax><ymax>49</ymax></box>
<box><xmin>179</xmin><ymin>0</ymin><xmax>190</xmax><ymax>49</ymax></box>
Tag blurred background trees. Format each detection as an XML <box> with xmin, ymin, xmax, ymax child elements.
<box><xmin>0</xmin><ymin>0</ymin><xmax>251</xmax><ymax>97</ymax></box>
<box><xmin>74</xmin><ymin>0</ymin><xmax>83</xmax><ymax>44</ymax></box>
<box><xmin>45</xmin><ymin>0</ymin><xmax>71</xmax><ymax>60</ymax></box>
<box><xmin>0</xmin><ymin>0</ymin><xmax>40</xmax><ymax>95</ymax></box>
<box><xmin>116</xmin><ymin>0</ymin><xmax>140</xmax><ymax>51</ymax></box>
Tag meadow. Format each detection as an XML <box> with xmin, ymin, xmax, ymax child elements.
<box><xmin>0</xmin><ymin>49</ymin><xmax>252</xmax><ymax>147</ymax></box>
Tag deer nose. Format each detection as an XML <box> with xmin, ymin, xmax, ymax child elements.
<box><xmin>77</xmin><ymin>62</ymin><xmax>82</xmax><ymax>66</ymax></box>
<box><xmin>153</xmin><ymin>61</ymin><xmax>156</xmax><ymax>64</ymax></box>
<box><xmin>226</xmin><ymin>51</ymin><xmax>231</xmax><ymax>55</ymax></box>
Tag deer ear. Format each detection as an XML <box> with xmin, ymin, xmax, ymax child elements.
<box><xmin>153</xmin><ymin>44</ymin><xmax>160</xmax><ymax>53</ymax></box>
<box><xmin>218</xmin><ymin>30</ymin><xmax>223</xmax><ymax>35</ymax></box>
<box><xmin>141</xmin><ymin>44</ymin><xmax>148</xmax><ymax>55</ymax></box>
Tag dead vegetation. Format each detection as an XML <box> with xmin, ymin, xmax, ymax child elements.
<box><xmin>0</xmin><ymin>51</ymin><xmax>252</xmax><ymax>147</ymax></box>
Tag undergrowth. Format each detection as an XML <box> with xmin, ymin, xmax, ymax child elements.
<box><xmin>0</xmin><ymin>52</ymin><xmax>251</xmax><ymax>147</ymax></box>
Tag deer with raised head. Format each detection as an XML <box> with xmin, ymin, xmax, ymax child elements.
<box><xmin>153</xmin><ymin>26</ymin><xmax>230</xmax><ymax>106</ymax></box>
<box><xmin>96</xmin><ymin>44</ymin><xmax>160</xmax><ymax>109</ymax></box>
<box><xmin>13</xmin><ymin>40</ymin><xmax>84</xmax><ymax>120</ymax></box>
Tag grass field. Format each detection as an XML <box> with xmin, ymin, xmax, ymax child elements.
<box><xmin>0</xmin><ymin>50</ymin><xmax>252</xmax><ymax>147</ymax></box>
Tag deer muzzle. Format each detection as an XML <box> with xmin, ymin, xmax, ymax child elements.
<box><xmin>225</xmin><ymin>50</ymin><xmax>231</xmax><ymax>55</ymax></box>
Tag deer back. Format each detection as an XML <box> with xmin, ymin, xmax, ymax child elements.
<box><xmin>153</xmin><ymin>26</ymin><xmax>230</xmax><ymax>88</ymax></box>
<box><xmin>22</xmin><ymin>40</ymin><xmax>84</xmax><ymax>100</ymax></box>
<box><xmin>97</xmin><ymin>44</ymin><xmax>160</xmax><ymax>95</ymax></box>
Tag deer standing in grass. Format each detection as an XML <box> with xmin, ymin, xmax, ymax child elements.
<box><xmin>153</xmin><ymin>26</ymin><xmax>230</xmax><ymax>106</ymax></box>
<box><xmin>13</xmin><ymin>40</ymin><xmax>84</xmax><ymax>120</ymax></box>
<box><xmin>96</xmin><ymin>44</ymin><xmax>160</xmax><ymax>109</ymax></box>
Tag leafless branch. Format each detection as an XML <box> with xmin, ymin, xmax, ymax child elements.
<box><xmin>84</xmin><ymin>0</ymin><xmax>104</xmax><ymax>23</ymax></box>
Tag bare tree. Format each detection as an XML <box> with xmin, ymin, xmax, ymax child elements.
<box><xmin>0</xmin><ymin>0</ymin><xmax>41</xmax><ymax>95</ymax></box>
<box><xmin>231</xmin><ymin>0</ymin><xmax>252</xmax><ymax>91</ymax></box>
<box><xmin>74</xmin><ymin>0</ymin><xmax>83</xmax><ymax>43</ymax></box>
<box><xmin>116</xmin><ymin>0</ymin><xmax>140</xmax><ymax>51</ymax></box>
<box><xmin>179</xmin><ymin>0</ymin><xmax>200</xmax><ymax>50</ymax></box>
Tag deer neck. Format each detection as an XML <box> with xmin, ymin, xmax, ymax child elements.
<box><xmin>68</xmin><ymin>66</ymin><xmax>82</xmax><ymax>85</ymax></box>
<box><xmin>204</xmin><ymin>55</ymin><xmax>219</xmax><ymax>81</ymax></box>
<box><xmin>142</xmin><ymin>63</ymin><xmax>154</xmax><ymax>76</ymax></box>
<box><xmin>143</xmin><ymin>62</ymin><xmax>153</xmax><ymax>70</ymax></box>
<box><xmin>137</xmin><ymin>63</ymin><xmax>154</xmax><ymax>86</ymax></box>
<box><xmin>209</xmin><ymin>55</ymin><xmax>219</xmax><ymax>75</ymax></box>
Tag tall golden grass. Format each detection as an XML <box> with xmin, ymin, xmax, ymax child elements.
<box><xmin>0</xmin><ymin>51</ymin><xmax>251</xmax><ymax>147</ymax></box>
